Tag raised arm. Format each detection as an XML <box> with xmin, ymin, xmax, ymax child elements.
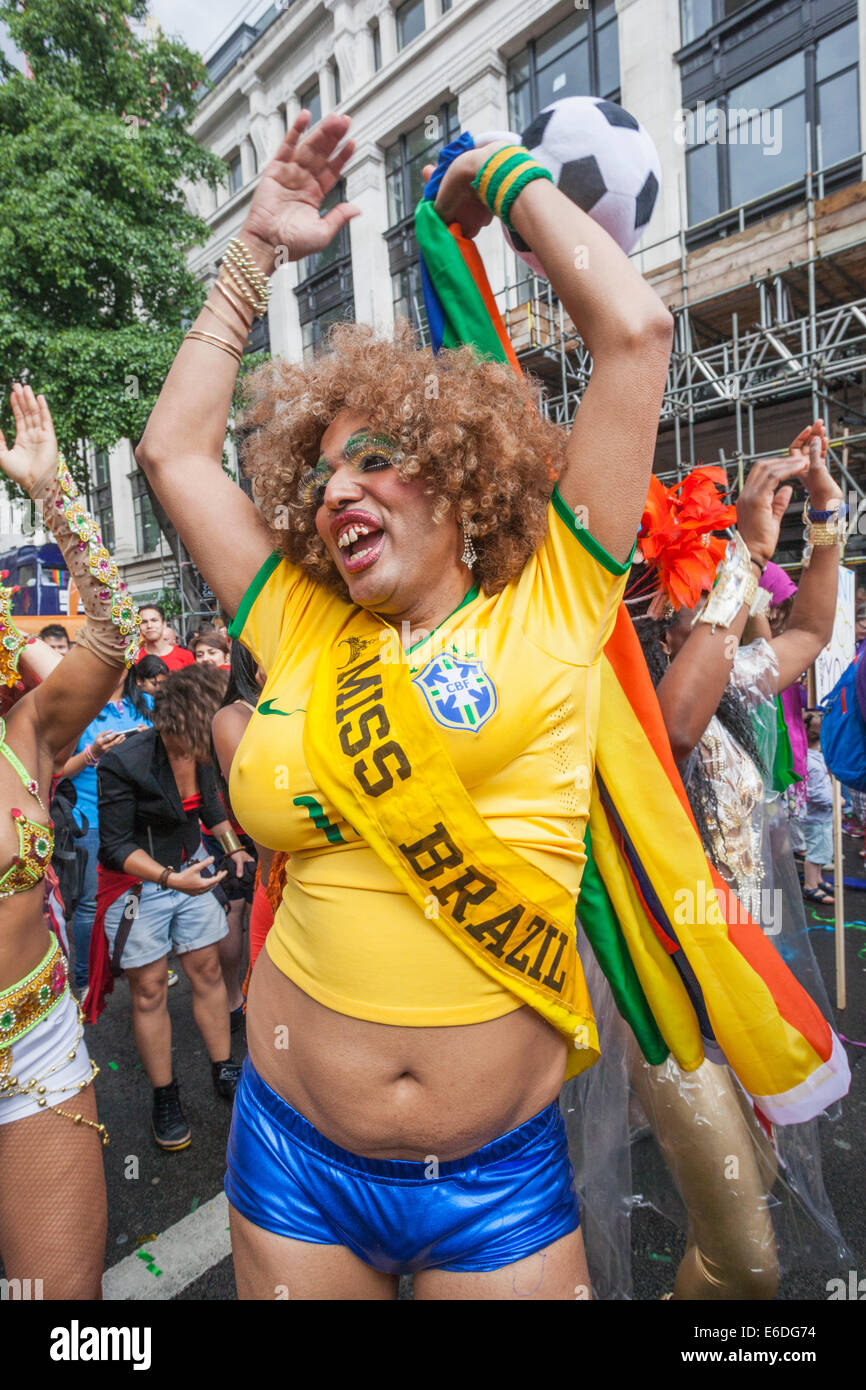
<box><xmin>655</xmin><ymin>426</ymin><xmax>826</xmax><ymax>763</ymax></box>
<box><xmin>135</xmin><ymin>111</ymin><xmax>360</xmax><ymax>618</ymax></box>
<box><xmin>0</xmin><ymin>385</ymin><xmax>136</xmax><ymax>756</ymax></box>
<box><xmin>767</xmin><ymin>425</ymin><xmax>842</xmax><ymax>691</ymax></box>
<box><xmin>429</xmin><ymin>144</ymin><xmax>673</xmax><ymax>564</ymax></box>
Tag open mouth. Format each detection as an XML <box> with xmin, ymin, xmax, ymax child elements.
<box><xmin>334</xmin><ymin>513</ymin><xmax>385</xmax><ymax>574</ymax></box>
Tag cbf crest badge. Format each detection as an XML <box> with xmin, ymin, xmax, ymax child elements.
<box><xmin>412</xmin><ymin>653</ymin><xmax>497</xmax><ymax>731</ymax></box>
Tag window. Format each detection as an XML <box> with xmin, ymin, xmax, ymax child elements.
<box><xmin>385</xmin><ymin>104</ymin><xmax>459</xmax><ymax>342</ymax></box>
<box><xmin>227</xmin><ymin>151</ymin><xmax>242</xmax><ymax>195</ymax></box>
<box><xmin>302</xmin><ymin>302</ymin><xmax>354</xmax><ymax>359</ymax></box>
<box><xmin>441</xmin><ymin>0</ymin><xmax>452</xmax><ymax>11</ymax></box>
<box><xmin>392</xmin><ymin>263</ymin><xmax>429</xmax><ymax>344</ymax></box>
<box><xmin>683</xmin><ymin>17</ymin><xmax>860</xmax><ymax>229</ymax></box>
<box><xmin>299</xmin><ymin>183</ymin><xmax>352</xmax><ymax>282</ymax></box>
<box><xmin>332</xmin><ymin>60</ymin><xmax>341</xmax><ymax>106</ymax></box>
<box><xmin>130</xmin><ymin>471</ymin><xmax>161</xmax><ymax>554</ymax></box>
<box><xmin>507</xmin><ymin>3</ymin><xmax>619</xmax><ymax>133</ymax></box>
<box><xmin>727</xmin><ymin>53</ymin><xmax>806</xmax><ymax>207</ymax></box>
<box><xmin>816</xmin><ymin>20</ymin><xmax>859</xmax><ymax>170</ymax></box>
<box><xmin>681</xmin><ymin>0</ymin><xmax>763</xmax><ymax>46</ymax></box>
<box><xmin>246</xmin><ymin>312</ymin><xmax>270</xmax><ymax>356</ymax></box>
<box><xmin>371</xmin><ymin>20</ymin><xmax>382</xmax><ymax>71</ymax></box>
<box><xmin>299</xmin><ymin>80</ymin><xmax>321</xmax><ymax>125</ymax></box>
<box><xmin>396</xmin><ymin>0</ymin><xmax>425</xmax><ymax>51</ymax></box>
<box><xmin>295</xmin><ymin>181</ymin><xmax>355</xmax><ymax>359</ymax></box>
<box><xmin>93</xmin><ymin>450</ymin><xmax>114</xmax><ymax>551</ymax></box>
<box><xmin>385</xmin><ymin>103</ymin><xmax>459</xmax><ymax>226</ymax></box>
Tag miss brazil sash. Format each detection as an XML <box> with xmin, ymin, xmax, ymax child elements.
<box><xmin>303</xmin><ymin>613</ymin><xmax>599</xmax><ymax>1081</ymax></box>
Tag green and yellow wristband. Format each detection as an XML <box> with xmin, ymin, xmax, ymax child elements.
<box><xmin>471</xmin><ymin>145</ymin><xmax>553</xmax><ymax>234</ymax></box>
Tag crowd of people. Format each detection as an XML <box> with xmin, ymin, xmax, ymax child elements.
<box><xmin>0</xmin><ymin>109</ymin><xmax>855</xmax><ymax>1302</ymax></box>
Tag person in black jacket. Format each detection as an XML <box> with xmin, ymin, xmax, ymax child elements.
<box><xmin>96</xmin><ymin>664</ymin><xmax>246</xmax><ymax>1150</ymax></box>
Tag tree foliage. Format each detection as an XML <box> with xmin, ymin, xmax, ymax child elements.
<box><xmin>0</xmin><ymin>0</ymin><xmax>226</xmax><ymax>479</ymax></box>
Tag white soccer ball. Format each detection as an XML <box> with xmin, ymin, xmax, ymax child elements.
<box><xmin>495</xmin><ymin>96</ymin><xmax>661</xmax><ymax>277</ymax></box>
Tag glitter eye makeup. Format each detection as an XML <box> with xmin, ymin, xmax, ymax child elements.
<box><xmin>299</xmin><ymin>432</ymin><xmax>401</xmax><ymax>508</ymax></box>
<box><xmin>298</xmin><ymin>462</ymin><xmax>331</xmax><ymax>507</ymax></box>
<box><xmin>343</xmin><ymin>432</ymin><xmax>401</xmax><ymax>472</ymax></box>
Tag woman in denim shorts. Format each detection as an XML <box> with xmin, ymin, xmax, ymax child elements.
<box><xmin>93</xmin><ymin>664</ymin><xmax>246</xmax><ymax>1150</ymax></box>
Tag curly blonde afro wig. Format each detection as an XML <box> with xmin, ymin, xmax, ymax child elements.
<box><xmin>238</xmin><ymin>319</ymin><xmax>566</xmax><ymax>596</ymax></box>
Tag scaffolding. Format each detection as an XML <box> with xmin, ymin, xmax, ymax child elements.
<box><xmin>494</xmin><ymin>145</ymin><xmax>866</xmax><ymax>564</ymax></box>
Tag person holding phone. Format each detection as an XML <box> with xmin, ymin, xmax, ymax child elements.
<box><xmin>87</xmin><ymin>664</ymin><xmax>244</xmax><ymax>1150</ymax></box>
<box><xmin>59</xmin><ymin>663</ymin><xmax>155</xmax><ymax>992</ymax></box>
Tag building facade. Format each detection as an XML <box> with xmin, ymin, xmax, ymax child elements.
<box><xmin>98</xmin><ymin>0</ymin><xmax>866</xmax><ymax>601</ymax></box>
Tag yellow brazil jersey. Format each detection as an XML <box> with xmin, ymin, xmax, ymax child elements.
<box><xmin>228</xmin><ymin>486</ymin><xmax>631</xmax><ymax>1026</ymax></box>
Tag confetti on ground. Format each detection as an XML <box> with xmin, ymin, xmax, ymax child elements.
<box><xmin>648</xmin><ymin>1252</ymin><xmax>674</xmax><ymax>1264</ymax></box>
<box><xmin>190</xmin><ymin>1197</ymin><xmax>199</xmax><ymax>1213</ymax></box>
<box><xmin>137</xmin><ymin>1233</ymin><xmax>158</xmax><ymax>1246</ymax></box>
<box><xmin>833</xmin><ymin>1138</ymin><xmax>852</xmax><ymax>1150</ymax></box>
<box><xmin>107</xmin><ymin>1062</ymin><xmax>119</xmax><ymax>1070</ymax></box>
<box><xmin>839</xmin><ymin>1034</ymin><xmax>866</xmax><ymax>1048</ymax></box>
<box><xmin>135</xmin><ymin>1251</ymin><xmax>163</xmax><ymax>1277</ymax></box>
<box><xmin>116</xmin><ymin>1234</ymin><xmax>128</xmax><ymax>1245</ymax></box>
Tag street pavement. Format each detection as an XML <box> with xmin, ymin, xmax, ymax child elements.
<box><xmin>86</xmin><ymin>839</ymin><xmax>866</xmax><ymax>1301</ymax></box>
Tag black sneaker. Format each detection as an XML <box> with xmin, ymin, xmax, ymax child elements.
<box><xmin>152</xmin><ymin>1078</ymin><xmax>191</xmax><ymax>1151</ymax></box>
<box><xmin>229</xmin><ymin>1005</ymin><xmax>245</xmax><ymax>1035</ymax></box>
<box><xmin>212</xmin><ymin>1060</ymin><xmax>242</xmax><ymax>1102</ymax></box>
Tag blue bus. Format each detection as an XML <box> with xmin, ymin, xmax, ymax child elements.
<box><xmin>0</xmin><ymin>543</ymin><xmax>69</xmax><ymax>617</ymax></box>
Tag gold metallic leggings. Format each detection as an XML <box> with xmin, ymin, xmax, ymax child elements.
<box><xmin>630</xmin><ymin>1048</ymin><xmax>779</xmax><ymax>1299</ymax></box>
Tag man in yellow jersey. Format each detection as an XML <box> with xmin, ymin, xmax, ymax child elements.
<box><xmin>134</xmin><ymin>109</ymin><xmax>673</xmax><ymax>1299</ymax></box>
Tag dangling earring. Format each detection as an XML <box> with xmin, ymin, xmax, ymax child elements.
<box><xmin>460</xmin><ymin>520</ymin><xmax>477</xmax><ymax>570</ymax></box>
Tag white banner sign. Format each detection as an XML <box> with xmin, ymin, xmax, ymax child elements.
<box><xmin>814</xmin><ymin>565</ymin><xmax>856</xmax><ymax>703</ymax></box>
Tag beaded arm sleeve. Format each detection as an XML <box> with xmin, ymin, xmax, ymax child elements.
<box><xmin>32</xmin><ymin>459</ymin><xmax>140</xmax><ymax>668</ymax></box>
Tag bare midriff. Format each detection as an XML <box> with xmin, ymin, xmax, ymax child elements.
<box><xmin>247</xmin><ymin>945</ymin><xmax>568</xmax><ymax>1162</ymax></box>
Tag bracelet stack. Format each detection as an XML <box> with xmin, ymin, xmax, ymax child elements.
<box><xmin>802</xmin><ymin>499</ymin><xmax>847</xmax><ymax>567</ymax></box>
<box><xmin>185</xmin><ymin>237</ymin><xmax>271</xmax><ymax>364</ymax></box>
<box><xmin>471</xmin><ymin>145</ymin><xmax>553</xmax><ymax>234</ymax></box>
<box><xmin>222</xmin><ymin>238</ymin><xmax>270</xmax><ymax>317</ymax></box>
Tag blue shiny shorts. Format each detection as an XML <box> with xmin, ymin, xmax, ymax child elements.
<box><xmin>225</xmin><ymin>1057</ymin><xmax>579</xmax><ymax>1274</ymax></box>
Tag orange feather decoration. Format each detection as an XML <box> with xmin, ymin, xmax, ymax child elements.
<box><xmin>635</xmin><ymin>466</ymin><xmax>736</xmax><ymax>611</ymax></box>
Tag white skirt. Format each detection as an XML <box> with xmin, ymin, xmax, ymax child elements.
<box><xmin>0</xmin><ymin>988</ymin><xmax>94</xmax><ymax>1126</ymax></box>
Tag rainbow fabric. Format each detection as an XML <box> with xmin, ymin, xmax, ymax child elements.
<box><xmin>415</xmin><ymin>141</ymin><xmax>850</xmax><ymax>1124</ymax></box>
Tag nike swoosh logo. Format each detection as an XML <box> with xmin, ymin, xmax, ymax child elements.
<box><xmin>259</xmin><ymin>700</ymin><xmax>305</xmax><ymax>717</ymax></box>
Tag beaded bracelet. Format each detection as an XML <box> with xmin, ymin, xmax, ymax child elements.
<box><xmin>471</xmin><ymin>145</ymin><xmax>553</xmax><ymax>234</ymax></box>
<box><xmin>226</xmin><ymin>238</ymin><xmax>271</xmax><ymax>301</ymax></box>
<box><xmin>802</xmin><ymin>497</ymin><xmax>846</xmax><ymax>567</ymax></box>
<box><xmin>807</xmin><ymin>503</ymin><xmax>848</xmax><ymax>522</ymax></box>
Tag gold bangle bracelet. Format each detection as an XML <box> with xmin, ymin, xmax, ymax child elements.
<box><xmin>185</xmin><ymin>329</ymin><xmax>243</xmax><ymax>363</ymax></box>
<box><xmin>807</xmin><ymin>526</ymin><xmax>843</xmax><ymax>546</ymax></box>
<box><xmin>214</xmin><ymin>277</ymin><xmax>254</xmax><ymax>331</ymax></box>
<box><xmin>218</xmin><ymin>829</ymin><xmax>243</xmax><ymax>854</ymax></box>
<box><xmin>201</xmin><ymin>299</ymin><xmax>248</xmax><ymax>345</ymax></box>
